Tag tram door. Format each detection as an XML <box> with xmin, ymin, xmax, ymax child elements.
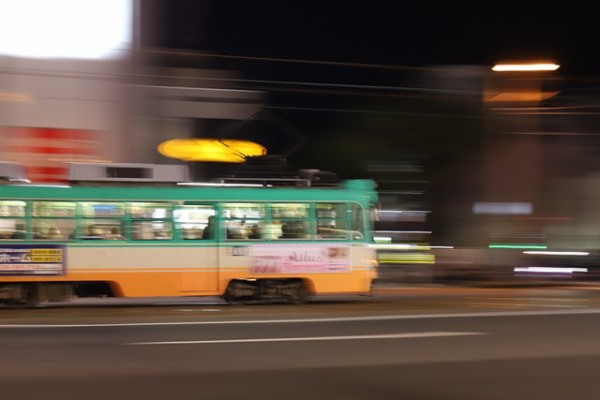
<box><xmin>178</xmin><ymin>204</ymin><xmax>219</xmax><ymax>292</ymax></box>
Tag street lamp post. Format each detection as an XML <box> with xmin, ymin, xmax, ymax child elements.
<box><xmin>479</xmin><ymin>61</ymin><xmax>561</xmax><ymax>249</ymax></box>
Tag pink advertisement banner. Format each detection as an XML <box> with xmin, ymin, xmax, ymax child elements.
<box><xmin>252</xmin><ymin>244</ymin><xmax>351</xmax><ymax>274</ymax></box>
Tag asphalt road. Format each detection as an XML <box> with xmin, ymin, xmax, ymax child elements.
<box><xmin>1</xmin><ymin>286</ymin><xmax>600</xmax><ymax>400</ymax></box>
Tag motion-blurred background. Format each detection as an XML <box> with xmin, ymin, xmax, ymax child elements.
<box><xmin>2</xmin><ymin>0</ymin><xmax>600</xmax><ymax>283</ymax></box>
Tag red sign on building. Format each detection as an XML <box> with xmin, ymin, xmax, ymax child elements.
<box><xmin>0</xmin><ymin>127</ymin><xmax>102</xmax><ymax>183</ymax></box>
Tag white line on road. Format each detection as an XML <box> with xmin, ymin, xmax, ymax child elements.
<box><xmin>1</xmin><ymin>308</ymin><xmax>600</xmax><ymax>328</ymax></box>
<box><xmin>126</xmin><ymin>331</ymin><xmax>486</xmax><ymax>346</ymax></box>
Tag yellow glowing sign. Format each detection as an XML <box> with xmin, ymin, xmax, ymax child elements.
<box><xmin>157</xmin><ymin>139</ymin><xmax>266</xmax><ymax>163</ymax></box>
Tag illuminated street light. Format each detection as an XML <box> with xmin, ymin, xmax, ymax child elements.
<box><xmin>485</xmin><ymin>62</ymin><xmax>561</xmax><ymax>102</ymax></box>
<box><xmin>492</xmin><ymin>63</ymin><xmax>560</xmax><ymax>72</ymax></box>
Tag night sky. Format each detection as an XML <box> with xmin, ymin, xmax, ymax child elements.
<box><xmin>147</xmin><ymin>1</ymin><xmax>600</xmax><ymax>180</ymax></box>
<box><xmin>156</xmin><ymin>1</ymin><xmax>598</xmax><ymax>76</ymax></box>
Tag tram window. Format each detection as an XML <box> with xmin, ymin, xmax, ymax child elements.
<box><xmin>225</xmin><ymin>219</ymin><xmax>249</xmax><ymax>239</ymax></box>
<box><xmin>271</xmin><ymin>203</ymin><xmax>309</xmax><ymax>219</ymax></box>
<box><xmin>316</xmin><ymin>203</ymin><xmax>348</xmax><ymax>240</ymax></box>
<box><xmin>350</xmin><ymin>203</ymin><xmax>366</xmax><ymax>240</ymax></box>
<box><xmin>32</xmin><ymin>201</ymin><xmax>76</xmax><ymax>217</ymax></box>
<box><xmin>131</xmin><ymin>221</ymin><xmax>173</xmax><ymax>240</ymax></box>
<box><xmin>0</xmin><ymin>219</ymin><xmax>26</xmax><ymax>240</ymax></box>
<box><xmin>222</xmin><ymin>203</ymin><xmax>265</xmax><ymax>240</ymax></box>
<box><xmin>0</xmin><ymin>201</ymin><xmax>25</xmax><ymax>217</ymax></box>
<box><xmin>222</xmin><ymin>203</ymin><xmax>265</xmax><ymax>219</ymax></box>
<box><xmin>279</xmin><ymin>220</ymin><xmax>310</xmax><ymax>239</ymax></box>
<box><xmin>174</xmin><ymin>205</ymin><xmax>215</xmax><ymax>240</ymax></box>
<box><xmin>129</xmin><ymin>202</ymin><xmax>173</xmax><ymax>219</ymax></box>
<box><xmin>33</xmin><ymin>219</ymin><xmax>75</xmax><ymax>241</ymax></box>
<box><xmin>80</xmin><ymin>220</ymin><xmax>124</xmax><ymax>240</ymax></box>
<box><xmin>80</xmin><ymin>202</ymin><xmax>124</xmax><ymax>218</ymax></box>
<box><xmin>271</xmin><ymin>203</ymin><xmax>310</xmax><ymax>239</ymax></box>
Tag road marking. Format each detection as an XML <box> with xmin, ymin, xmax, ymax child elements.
<box><xmin>1</xmin><ymin>308</ymin><xmax>600</xmax><ymax>328</ymax></box>
<box><xmin>126</xmin><ymin>331</ymin><xmax>486</xmax><ymax>346</ymax></box>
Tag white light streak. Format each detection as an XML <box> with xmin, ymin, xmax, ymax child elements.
<box><xmin>370</xmin><ymin>244</ymin><xmax>431</xmax><ymax>251</ymax></box>
<box><xmin>492</xmin><ymin>63</ymin><xmax>560</xmax><ymax>72</ymax></box>
<box><xmin>514</xmin><ymin>267</ymin><xmax>588</xmax><ymax>274</ymax></box>
<box><xmin>523</xmin><ymin>251</ymin><xmax>589</xmax><ymax>256</ymax></box>
<box><xmin>178</xmin><ymin>182</ymin><xmax>267</xmax><ymax>188</ymax></box>
<box><xmin>473</xmin><ymin>202</ymin><xmax>532</xmax><ymax>215</ymax></box>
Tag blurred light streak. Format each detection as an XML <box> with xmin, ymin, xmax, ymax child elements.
<box><xmin>373</xmin><ymin>236</ymin><xmax>392</xmax><ymax>244</ymax></box>
<box><xmin>178</xmin><ymin>182</ymin><xmax>266</xmax><ymax>188</ymax></box>
<box><xmin>494</xmin><ymin>110</ymin><xmax>600</xmax><ymax>116</ymax></box>
<box><xmin>267</xmin><ymin>106</ymin><xmax>477</xmax><ymax>119</ymax></box>
<box><xmin>128</xmin><ymin>331</ymin><xmax>485</xmax><ymax>346</ymax></box>
<box><xmin>370</xmin><ymin>244</ymin><xmax>431</xmax><ymax>251</ymax></box>
<box><xmin>379</xmin><ymin>210</ymin><xmax>431</xmax><ymax>214</ymax></box>
<box><xmin>473</xmin><ymin>202</ymin><xmax>532</xmax><ymax>215</ymax></box>
<box><xmin>492</xmin><ymin>63</ymin><xmax>560</xmax><ymax>72</ymax></box>
<box><xmin>0</xmin><ymin>0</ymin><xmax>131</xmax><ymax>59</ymax></box>
<box><xmin>492</xmin><ymin>104</ymin><xmax>600</xmax><ymax>112</ymax></box>
<box><xmin>377</xmin><ymin>253</ymin><xmax>435</xmax><ymax>264</ymax></box>
<box><xmin>48</xmin><ymin>158</ymin><xmax>112</xmax><ymax>163</ymax></box>
<box><xmin>484</xmin><ymin>91</ymin><xmax>559</xmax><ymax>102</ymax></box>
<box><xmin>138</xmin><ymin>72</ymin><xmax>480</xmax><ymax>97</ymax></box>
<box><xmin>375</xmin><ymin>230</ymin><xmax>432</xmax><ymax>234</ymax></box>
<box><xmin>514</xmin><ymin>267</ymin><xmax>588</xmax><ymax>274</ymax></box>
<box><xmin>523</xmin><ymin>251</ymin><xmax>590</xmax><ymax>256</ymax></box>
<box><xmin>489</xmin><ymin>244</ymin><xmax>547</xmax><ymax>249</ymax></box>
<box><xmin>361</xmin><ymin>258</ymin><xmax>379</xmax><ymax>266</ymax></box>
<box><xmin>0</xmin><ymin>92</ymin><xmax>33</xmax><ymax>102</ymax></box>
<box><xmin>143</xmin><ymin>48</ymin><xmax>443</xmax><ymax>72</ymax></box>
<box><xmin>499</xmin><ymin>131</ymin><xmax>599</xmax><ymax>136</ymax></box>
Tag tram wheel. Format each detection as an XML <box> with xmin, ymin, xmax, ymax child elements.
<box><xmin>287</xmin><ymin>281</ymin><xmax>309</xmax><ymax>304</ymax></box>
<box><xmin>2</xmin><ymin>284</ymin><xmax>40</xmax><ymax>308</ymax></box>
<box><xmin>222</xmin><ymin>281</ymin><xmax>244</xmax><ymax>305</ymax></box>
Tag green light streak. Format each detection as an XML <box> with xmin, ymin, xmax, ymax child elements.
<box><xmin>488</xmin><ymin>244</ymin><xmax>547</xmax><ymax>250</ymax></box>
